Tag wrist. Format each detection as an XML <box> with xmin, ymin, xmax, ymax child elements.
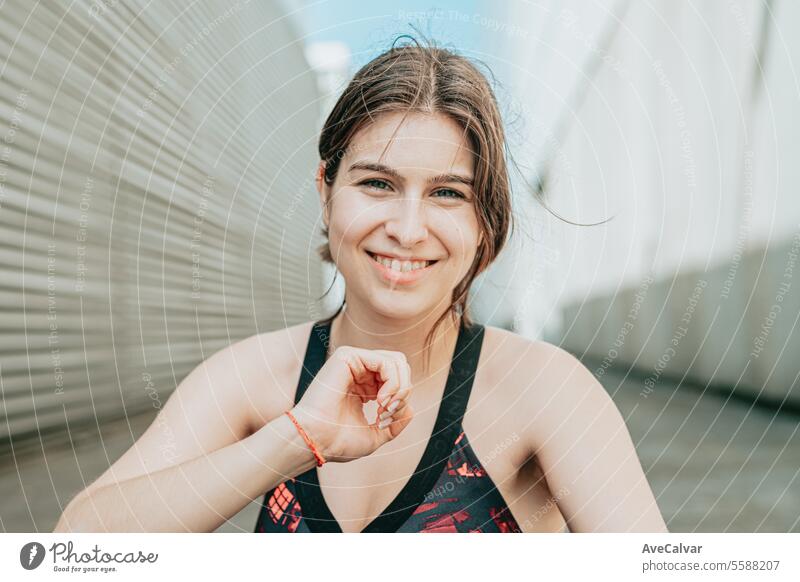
<box><xmin>268</xmin><ymin>412</ymin><xmax>318</xmax><ymax>474</ymax></box>
<box><xmin>288</xmin><ymin>406</ymin><xmax>337</xmax><ymax>463</ymax></box>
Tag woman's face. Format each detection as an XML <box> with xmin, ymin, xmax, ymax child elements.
<box><xmin>318</xmin><ymin>111</ymin><xmax>481</xmax><ymax>322</ymax></box>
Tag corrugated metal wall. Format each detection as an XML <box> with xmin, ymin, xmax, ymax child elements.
<box><xmin>0</xmin><ymin>0</ymin><xmax>324</xmax><ymax>441</ymax></box>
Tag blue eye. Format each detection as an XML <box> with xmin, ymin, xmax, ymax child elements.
<box><xmin>361</xmin><ymin>179</ymin><xmax>391</xmax><ymax>190</ymax></box>
<box><xmin>360</xmin><ymin>179</ymin><xmax>465</xmax><ymax>200</ymax></box>
<box><xmin>433</xmin><ymin>188</ymin><xmax>465</xmax><ymax>199</ymax></box>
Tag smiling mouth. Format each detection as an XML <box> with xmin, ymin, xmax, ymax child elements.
<box><xmin>365</xmin><ymin>251</ymin><xmax>438</xmax><ymax>273</ymax></box>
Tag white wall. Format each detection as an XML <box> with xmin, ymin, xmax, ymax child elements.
<box><xmin>481</xmin><ymin>0</ymin><xmax>799</xmax><ymax>402</ymax></box>
<box><xmin>482</xmin><ymin>0</ymin><xmax>798</xmax><ymax>335</ymax></box>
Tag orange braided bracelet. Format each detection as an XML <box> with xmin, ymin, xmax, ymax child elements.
<box><xmin>285</xmin><ymin>410</ymin><xmax>327</xmax><ymax>467</ymax></box>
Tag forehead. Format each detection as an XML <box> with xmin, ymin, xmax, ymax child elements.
<box><xmin>346</xmin><ymin>111</ymin><xmax>474</xmax><ymax>175</ymax></box>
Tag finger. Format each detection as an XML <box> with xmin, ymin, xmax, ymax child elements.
<box><xmin>344</xmin><ymin>348</ymin><xmax>385</xmax><ymax>391</ymax></box>
<box><xmin>396</xmin><ymin>358</ymin><xmax>411</xmax><ymax>398</ymax></box>
<box><xmin>374</xmin><ymin>350</ymin><xmax>410</xmax><ymax>382</ymax></box>
<box><xmin>377</xmin><ymin>390</ymin><xmax>411</xmax><ymax>425</ymax></box>
<box><xmin>348</xmin><ymin>389</ymin><xmax>369</xmax><ymax>406</ymax></box>
<box><xmin>352</xmin><ymin>386</ymin><xmax>369</xmax><ymax>404</ymax></box>
<box><xmin>338</xmin><ymin>349</ymin><xmax>372</xmax><ymax>402</ymax></box>
<box><xmin>373</xmin><ymin>399</ymin><xmax>403</xmax><ymax>447</ymax></box>
<box><xmin>387</xmin><ymin>399</ymin><xmax>414</xmax><ymax>438</ymax></box>
<box><xmin>378</xmin><ymin>358</ymin><xmax>400</xmax><ymax>405</ymax></box>
<box><xmin>393</xmin><ymin>385</ymin><xmax>411</xmax><ymax>403</ymax></box>
<box><xmin>356</xmin><ymin>350</ymin><xmax>400</xmax><ymax>404</ymax></box>
<box><xmin>335</xmin><ymin>348</ymin><xmax>365</xmax><ymax>385</ymax></box>
<box><xmin>374</xmin><ymin>351</ymin><xmax>411</xmax><ymax>409</ymax></box>
<box><xmin>382</xmin><ymin>383</ymin><xmax>411</xmax><ymax>414</ymax></box>
<box><xmin>378</xmin><ymin>375</ymin><xmax>400</xmax><ymax>413</ymax></box>
<box><xmin>373</xmin><ymin>359</ymin><xmax>401</xmax><ymax>408</ymax></box>
<box><xmin>377</xmin><ymin>397</ymin><xmax>399</xmax><ymax>422</ymax></box>
<box><xmin>392</xmin><ymin>392</ymin><xmax>410</xmax><ymax>415</ymax></box>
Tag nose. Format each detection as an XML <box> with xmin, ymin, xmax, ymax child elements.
<box><xmin>384</xmin><ymin>198</ymin><xmax>428</xmax><ymax>248</ymax></box>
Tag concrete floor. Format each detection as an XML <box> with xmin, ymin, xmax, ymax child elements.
<box><xmin>603</xmin><ymin>364</ymin><xmax>800</xmax><ymax>532</ymax></box>
<box><xmin>1</xmin><ymin>364</ymin><xmax>798</xmax><ymax>532</ymax></box>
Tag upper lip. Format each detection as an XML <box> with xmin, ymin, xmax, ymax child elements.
<box><xmin>366</xmin><ymin>250</ymin><xmax>438</xmax><ymax>262</ymax></box>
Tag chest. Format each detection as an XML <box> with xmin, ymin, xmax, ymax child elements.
<box><xmin>271</xmin><ymin>378</ymin><xmax>567</xmax><ymax>533</ymax></box>
<box><xmin>254</xmin><ymin>323</ymin><xmax>569</xmax><ymax>533</ymax></box>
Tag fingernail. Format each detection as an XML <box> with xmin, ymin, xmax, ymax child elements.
<box><xmin>387</xmin><ymin>399</ymin><xmax>400</xmax><ymax>412</ymax></box>
<box><xmin>379</xmin><ymin>395</ymin><xmax>389</xmax><ymax>408</ymax></box>
<box><xmin>378</xmin><ymin>417</ymin><xmax>392</xmax><ymax>429</ymax></box>
<box><xmin>379</xmin><ymin>409</ymin><xmax>392</xmax><ymax>421</ymax></box>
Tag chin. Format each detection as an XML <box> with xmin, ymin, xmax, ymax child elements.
<box><xmin>364</xmin><ymin>290</ymin><xmax>437</xmax><ymax>322</ymax></box>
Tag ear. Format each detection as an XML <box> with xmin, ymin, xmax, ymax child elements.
<box><xmin>316</xmin><ymin>161</ymin><xmax>330</xmax><ymax>228</ymax></box>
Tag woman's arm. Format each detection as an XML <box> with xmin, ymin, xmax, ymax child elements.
<box><xmin>54</xmin><ymin>410</ymin><xmax>319</xmax><ymax>532</ymax></box>
<box><xmin>54</xmin><ymin>328</ymin><xmax>317</xmax><ymax>532</ymax></box>
<box><xmin>521</xmin><ymin>342</ymin><xmax>669</xmax><ymax>533</ymax></box>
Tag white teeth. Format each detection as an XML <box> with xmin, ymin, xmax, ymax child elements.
<box><xmin>370</xmin><ymin>253</ymin><xmax>431</xmax><ymax>272</ymax></box>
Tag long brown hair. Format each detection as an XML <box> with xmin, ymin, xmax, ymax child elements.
<box><xmin>317</xmin><ymin>35</ymin><xmax>513</xmax><ymax>372</ymax></box>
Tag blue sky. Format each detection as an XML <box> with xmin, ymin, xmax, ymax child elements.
<box><xmin>296</xmin><ymin>0</ymin><xmax>483</xmax><ymax>69</ymax></box>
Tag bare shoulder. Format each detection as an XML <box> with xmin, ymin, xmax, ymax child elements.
<box><xmin>481</xmin><ymin>326</ymin><xmax>609</xmax><ymax>451</ymax></box>
<box><xmin>481</xmin><ymin>325</ymin><xmax>594</xmax><ymax>387</ymax></box>
<box><xmin>227</xmin><ymin>320</ymin><xmax>315</xmax><ymax>435</ymax></box>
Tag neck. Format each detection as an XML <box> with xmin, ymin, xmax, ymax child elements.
<box><xmin>328</xmin><ymin>300</ymin><xmax>461</xmax><ymax>383</ymax></box>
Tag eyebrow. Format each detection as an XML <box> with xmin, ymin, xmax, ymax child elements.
<box><xmin>348</xmin><ymin>161</ymin><xmax>474</xmax><ymax>188</ymax></box>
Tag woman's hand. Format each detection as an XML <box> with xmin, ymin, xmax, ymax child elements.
<box><xmin>290</xmin><ymin>346</ymin><xmax>414</xmax><ymax>463</ymax></box>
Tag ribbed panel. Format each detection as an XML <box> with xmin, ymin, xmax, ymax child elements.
<box><xmin>0</xmin><ymin>0</ymin><xmax>323</xmax><ymax>441</ymax></box>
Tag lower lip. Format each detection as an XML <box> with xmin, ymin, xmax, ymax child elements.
<box><xmin>367</xmin><ymin>252</ymin><xmax>438</xmax><ymax>285</ymax></box>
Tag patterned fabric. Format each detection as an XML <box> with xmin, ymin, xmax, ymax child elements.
<box><xmin>255</xmin><ymin>425</ymin><xmax>521</xmax><ymax>533</ymax></box>
<box><xmin>260</xmin><ymin>481</ymin><xmax>303</xmax><ymax>533</ymax></box>
<box><xmin>397</xmin><ymin>429</ymin><xmax>521</xmax><ymax>533</ymax></box>
<box><xmin>253</xmin><ymin>318</ymin><xmax>522</xmax><ymax>533</ymax></box>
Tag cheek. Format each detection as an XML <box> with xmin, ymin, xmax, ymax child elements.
<box><xmin>433</xmin><ymin>212</ymin><xmax>480</xmax><ymax>259</ymax></box>
<box><xmin>326</xmin><ymin>192</ymin><xmax>382</xmax><ymax>256</ymax></box>
<box><xmin>455</xmin><ymin>226</ymin><xmax>483</xmax><ymax>282</ymax></box>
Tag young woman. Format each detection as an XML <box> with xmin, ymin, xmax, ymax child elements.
<box><xmin>55</xmin><ymin>40</ymin><xmax>668</xmax><ymax>534</ymax></box>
